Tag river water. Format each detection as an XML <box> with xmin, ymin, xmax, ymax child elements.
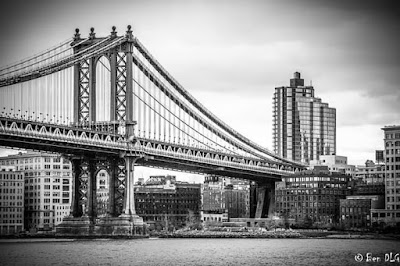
<box><xmin>1</xmin><ymin>238</ymin><xmax>399</xmax><ymax>265</ymax></box>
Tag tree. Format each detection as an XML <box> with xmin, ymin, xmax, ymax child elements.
<box><xmin>185</xmin><ymin>209</ymin><xmax>202</xmax><ymax>230</ymax></box>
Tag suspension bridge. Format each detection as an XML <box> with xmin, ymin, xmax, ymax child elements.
<box><xmin>0</xmin><ymin>26</ymin><xmax>305</xmax><ymax>236</ymax></box>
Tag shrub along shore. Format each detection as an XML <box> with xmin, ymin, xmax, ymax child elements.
<box><xmin>154</xmin><ymin>228</ymin><xmax>400</xmax><ymax>239</ymax></box>
<box><xmin>155</xmin><ymin>229</ymin><xmax>303</xmax><ymax>238</ymax></box>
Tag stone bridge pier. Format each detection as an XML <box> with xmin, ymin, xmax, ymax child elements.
<box><xmin>56</xmin><ymin>155</ymin><xmax>145</xmax><ymax>237</ymax></box>
<box><xmin>250</xmin><ymin>181</ymin><xmax>276</xmax><ymax>219</ymax></box>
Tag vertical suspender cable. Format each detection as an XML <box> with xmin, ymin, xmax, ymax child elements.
<box><xmin>141</xmin><ymin>56</ymin><xmax>145</xmax><ymax>138</ymax></box>
<box><xmin>189</xmin><ymin>110</ymin><xmax>191</xmax><ymax>146</ymax></box>
<box><xmin>155</xmin><ymin>80</ymin><xmax>161</xmax><ymax>141</ymax></box>
<box><xmin>156</xmin><ymin>77</ymin><xmax>159</xmax><ymax>140</ymax></box>
<box><xmin>151</xmin><ymin>67</ymin><xmax>155</xmax><ymax>139</ymax></box>
<box><xmin>163</xmin><ymin>89</ymin><xmax>166</xmax><ymax>142</ymax></box>
<box><xmin>150</xmin><ymin>60</ymin><xmax>155</xmax><ymax>139</ymax></box>
<box><xmin>142</xmin><ymin>53</ymin><xmax>146</xmax><ymax>136</ymax></box>
<box><xmin>138</xmin><ymin>58</ymin><xmax>142</xmax><ymax>137</ymax></box>
<box><xmin>178</xmin><ymin>101</ymin><xmax>181</xmax><ymax>143</ymax></box>
<box><xmin>148</xmin><ymin>60</ymin><xmax>152</xmax><ymax>139</ymax></box>
<box><xmin>168</xmin><ymin>94</ymin><xmax>171</xmax><ymax>142</ymax></box>
<box><xmin>173</xmin><ymin>99</ymin><xmax>176</xmax><ymax>143</ymax></box>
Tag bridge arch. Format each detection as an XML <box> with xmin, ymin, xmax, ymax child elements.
<box><xmin>95</xmin><ymin>55</ymin><xmax>111</xmax><ymax>122</ymax></box>
<box><xmin>94</xmin><ymin>168</ymin><xmax>110</xmax><ymax>218</ymax></box>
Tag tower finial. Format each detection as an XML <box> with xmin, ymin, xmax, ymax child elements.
<box><xmin>74</xmin><ymin>28</ymin><xmax>81</xmax><ymax>41</ymax></box>
<box><xmin>89</xmin><ymin>27</ymin><xmax>95</xmax><ymax>39</ymax></box>
<box><xmin>126</xmin><ymin>25</ymin><xmax>133</xmax><ymax>40</ymax></box>
<box><xmin>111</xmin><ymin>26</ymin><xmax>117</xmax><ymax>38</ymax></box>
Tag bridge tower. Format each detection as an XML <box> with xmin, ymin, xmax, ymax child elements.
<box><xmin>72</xmin><ymin>26</ymin><xmax>135</xmax><ymax>124</ymax></box>
<box><xmin>57</xmin><ymin>26</ymin><xmax>145</xmax><ymax>237</ymax></box>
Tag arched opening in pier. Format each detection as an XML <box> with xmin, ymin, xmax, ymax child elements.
<box><xmin>95</xmin><ymin>169</ymin><xmax>110</xmax><ymax>217</ymax></box>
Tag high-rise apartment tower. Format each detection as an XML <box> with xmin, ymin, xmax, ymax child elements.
<box><xmin>273</xmin><ymin>72</ymin><xmax>336</xmax><ymax>164</ymax></box>
<box><xmin>382</xmin><ymin>126</ymin><xmax>400</xmax><ymax>218</ymax></box>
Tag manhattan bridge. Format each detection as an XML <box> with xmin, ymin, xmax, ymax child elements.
<box><xmin>0</xmin><ymin>26</ymin><xmax>305</xmax><ymax>236</ymax></box>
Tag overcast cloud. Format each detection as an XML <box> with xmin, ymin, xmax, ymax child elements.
<box><xmin>0</xmin><ymin>0</ymin><xmax>399</xmax><ymax>175</ymax></box>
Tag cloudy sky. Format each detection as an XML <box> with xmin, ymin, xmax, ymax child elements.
<box><xmin>0</xmin><ymin>0</ymin><xmax>399</xmax><ymax>180</ymax></box>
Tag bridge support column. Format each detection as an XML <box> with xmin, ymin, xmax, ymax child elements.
<box><xmin>56</xmin><ymin>158</ymin><xmax>93</xmax><ymax>236</ymax></box>
<box><xmin>94</xmin><ymin>156</ymin><xmax>144</xmax><ymax>236</ymax></box>
<box><xmin>250</xmin><ymin>182</ymin><xmax>275</xmax><ymax>219</ymax></box>
<box><xmin>57</xmin><ymin>156</ymin><xmax>146</xmax><ymax>237</ymax></box>
<box><xmin>119</xmin><ymin>156</ymin><xmax>144</xmax><ymax>231</ymax></box>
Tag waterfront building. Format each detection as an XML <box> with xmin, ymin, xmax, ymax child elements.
<box><xmin>310</xmin><ymin>155</ymin><xmax>355</xmax><ymax>176</ymax></box>
<box><xmin>134</xmin><ymin>175</ymin><xmax>201</xmax><ymax>231</ymax></box>
<box><xmin>275</xmin><ymin>166</ymin><xmax>351</xmax><ymax>226</ymax></box>
<box><xmin>0</xmin><ymin>167</ymin><xmax>24</xmax><ymax>235</ymax></box>
<box><xmin>201</xmin><ymin>210</ymin><xmax>228</xmax><ymax>224</ymax></box>
<box><xmin>0</xmin><ymin>152</ymin><xmax>72</xmax><ymax>232</ymax></box>
<box><xmin>372</xmin><ymin>125</ymin><xmax>400</xmax><ymax>226</ymax></box>
<box><xmin>202</xmin><ymin>175</ymin><xmax>250</xmax><ymax>219</ymax></box>
<box><xmin>340</xmin><ymin>195</ymin><xmax>384</xmax><ymax>229</ymax></box>
<box><xmin>339</xmin><ymin>173</ymin><xmax>385</xmax><ymax>230</ymax></box>
<box><xmin>353</xmin><ymin>183</ymin><xmax>385</xmax><ymax>196</ymax></box>
<box><xmin>339</xmin><ymin>178</ymin><xmax>384</xmax><ymax>230</ymax></box>
<box><xmin>376</xmin><ymin>150</ymin><xmax>385</xmax><ymax>164</ymax></box>
<box><xmin>354</xmin><ymin>160</ymin><xmax>385</xmax><ymax>184</ymax></box>
<box><xmin>273</xmin><ymin>72</ymin><xmax>336</xmax><ymax>164</ymax></box>
<box><xmin>202</xmin><ymin>175</ymin><xmax>226</xmax><ymax>212</ymax></box>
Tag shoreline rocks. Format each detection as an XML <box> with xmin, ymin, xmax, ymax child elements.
<box><xmin>156</xmin><ymin>230</ymin><xmax>303</xmax><ymax>238</ymax></box>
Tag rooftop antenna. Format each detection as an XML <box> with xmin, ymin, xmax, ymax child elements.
<box><xmin>310</xmin><ymin>80</ymin><xmax>313</xmax><ymax>86</ymax></box>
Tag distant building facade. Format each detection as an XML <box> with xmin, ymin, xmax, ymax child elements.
<box><xmin>134</xmin><ymin>175</ymin><xmax>201</xmax><ymax>230</ymax></box>
<box><xmin>372</xmin><ymin>125</ymin><xmax>400</xmax><ymax>226</ymax></box>
<box><xmin>273</xmin><ymin>72</ymin><xmax>336</xmax><ymax>164</ymax></box>
<box><xmin>339</xmin><ymin>175</ymin><xmax>385</xmax><ymax>230</ymax></box>
<box><xmin>376</xmin><ymin>150</ymin><xmax>385</xmax><ymax>164</ymax></box>
<box><xmin>340</xmin><ymin>195</ymin><xmax>384</xmax><ymax>229</ymax></box>
<box><xmin>0</xmin><ymin>167</ymin><xmax>24</xmax><ymax>235</ymax></box>
<box><xmin>201</xmin><ymin>211</ymin><xmax>228</xmax><ymax>224</ymax></box>
<box><xmin>202</xmin><ymin>175</ymin><xmax>250</xmax><ymax>220</ymax></box>
<box><xmin>275</xmin><ymin>166</ymin><xmax>351</xmax><ymax>225</ymax></box>
<box><xmin>310</xmin><ymin>155</ymin><xmax>355</xmax><ymax>176</ymax></box>
<box><xmin>353</xmin><ymin>183</ymin><xmax>385</xmax><ymax>196</ymax></box>
<box><xmin>0</xmin><ymin>152</ymin><xmax>72</xmax><ymax>232</ymax></box>
<box><xmin>354</xmin><ymin>160</ymin><xmax>385</xmax><ymax>184</ymax></box>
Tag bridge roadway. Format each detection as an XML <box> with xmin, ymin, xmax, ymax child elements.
<box><xmin>0</xmin><ymin>116</ymin><xmax>299</xmax><ymax>182</ymax></box>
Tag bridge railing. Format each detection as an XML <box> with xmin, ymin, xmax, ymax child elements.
<box><xmin>0</xmin><ymin>116</ymin><xmax>295</xmax><ymax>176</ymax></box>
<box><xmin>136</xmin><ymin>141</ymin><xmax>294</xmax><ymax>176</ymax></box>
<box><xmin>0</xmin><ymin>116</ymin><xmax>127</xmax><ymax>150</ymax></box>
<box><xmin>71</xmin><ymin>121</ymin><xmax>127</xmax><ymax>135</ymax></box>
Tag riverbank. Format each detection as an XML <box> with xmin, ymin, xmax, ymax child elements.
<box><xmin>154</xmin><ymin>229</ymin><xmax>400</xmax><ymax>240</ymax></box>
<box><xmin>2</xmin><ymin>229</ymin><xmax>399</xmax><ymax>240</ymax></box>
<box><xmin>156</xmin><ymin>229</ymin><xmax>302</xmax><ymax>238</ymax></box>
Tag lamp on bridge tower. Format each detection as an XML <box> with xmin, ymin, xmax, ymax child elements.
<box><xmin>125</xmin><ymin>25</ymin><xmax>133</xmax><ymax>40</ymax></box>
<box><xmin>111</xmin><ymin>26</ymin><xmax>117</xmax><ymax>38</ymax></box>
<box><xmin>89</xmin><ymin>27</ymin><xmax>96</xmax><ymax>40</ymax></box>
<box><xmin>74</xmin><ymin>28</ymin><xmax>80</xmax><ymax>41</ymax></box>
